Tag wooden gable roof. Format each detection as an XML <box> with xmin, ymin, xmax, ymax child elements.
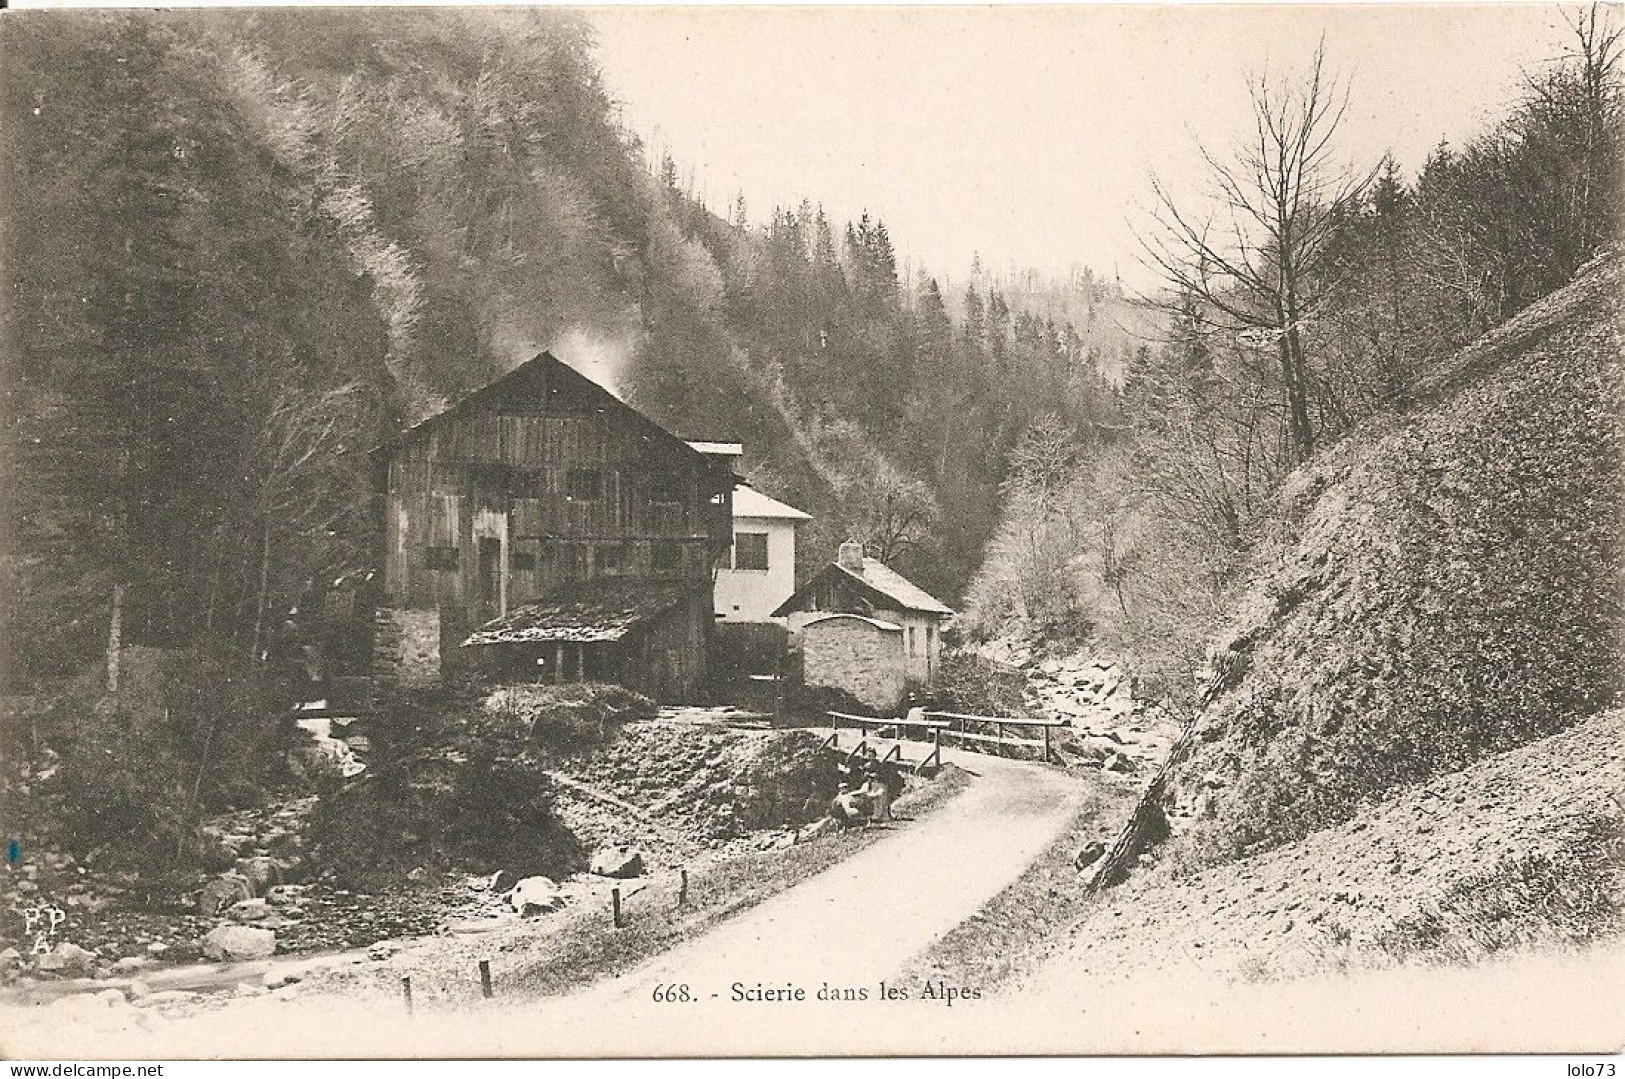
<box><xmin>372</xmin><ymin>351</ymin><xmax>708</xmax><ymax>468</ymax></box>
<box><xmin>772</xmin><ymin>556</ymin><xmax>954</xmax><ymax>619</ymax></box>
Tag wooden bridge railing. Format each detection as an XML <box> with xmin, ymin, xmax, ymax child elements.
<box><xmin>923</xmin><ymin>711</ymin><xmax>1068</xmax><ymax>764</ymax></box>
<box><xmin>826</xmin><ymin>708</ymin><xmax>1065</xmax><ymax>765</ymax></box>
<box><xmin>826</xmin><ymin>711</ymin><xmax>947</xmax><ymax>772</ymax></box>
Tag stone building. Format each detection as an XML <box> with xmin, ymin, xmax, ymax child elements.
<box><xmin>774</xmin><ymin>542</ymin><xmax>954</xmax><ymax>710</ymax></box>
<box><xmin>797</xmin><ymin>613</ymin><xmax>905</xmax><ymax>710</ymax></box>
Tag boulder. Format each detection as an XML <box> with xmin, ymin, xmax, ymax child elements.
<box><xmin>1073</xmin><ymin>841</ymin><xmax>1107</xmax><ymax>871</ymax></box>
<box><xmin>265</xmin><ymin>884</ymin><xmax>310</xmax><ymax>906</ymax></box>
<box><xmin>112</xmin><ymin>955</ymin><xmax>154</xmax><ymax>975</ymax></box>
<box><xmin>1102</xmin><ymin>753</ymin><xmax>1137</xmax><ymax>774</ymax></box>
<box><xmin>197</xmin><ymin>872</ymin><xmax>253</xmax><ymax>916</ymax></box>
<box><xmin>234</xmin><ymin>856</ymin><xmax>283</xmax><ymax>897</ymax></box>
<box><xmin>1069</xmin><ymin>742</ymin><xmax>1109</xmax><ymax>763</ymax></box>
<box><xmin>49</xmin><ymin>990</ymin><xmax>129</xmax><ymax>1022</ymax></box>
<box><xmin>36</xmin><ymin>942</ymin><xmax>96</xmax><ymax>975</ymax></box>
<box><xmin>589</xmin><ymin>846</ymin><xmax>645</xmax><ymax>879</ymax></box>
<box><xmin>228</xmin><ymin>898</ymin><xmax>274</xmax><ymax>922</ymax></box>
<box><xmin>201</xmin><ymin>925</ymin><xmax>276</xmax><ymax>961</ymax></box>
<box><xmin>221</xmin><ymin>833</ymin><xmax>256</xmax><ymax>857</ymax></box>
<box><xmin>504</xmin><ymin>876</ymin><xmax>564</xmax><ymax>917</ymax></box>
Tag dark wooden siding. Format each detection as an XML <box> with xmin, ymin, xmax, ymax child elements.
<box><xmin>380</xmin><ymin>361</ymin><xmax>732</xmax><ymax>635</ymax></box>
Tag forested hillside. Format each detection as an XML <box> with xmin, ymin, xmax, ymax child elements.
<box><xmin>949</xmin><ymin>13</ymin><xmax>1623</xmax><ymax>905</ymax></box>
<box><xmin>963</xmin><ymin>23</ymin><xmax>1624</xmax><ymax>716</ymax></box>
<box><xmin>0</xmin><ymin>8</ymin><xmax>1132</xmax><ymax>691</ymax></box>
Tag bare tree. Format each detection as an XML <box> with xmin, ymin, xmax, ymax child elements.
<box><xmin>1139</xmin><ymin>43</ymin><xmax>1373</xmax><ymax>461</ymax></box>
<box><xmin>241</xmin><ymin>381</ymin><xmax>365</xmax><ymax>665</ymax></box>
<box><xmin>1522</xmin><ymin>4</ymin><xmax>1623</xmax><ymax>259</ymax></box>
<box><xmin>837</xmin><ymin>458</ymin><xmax>939</xmax><ymax>568</ymax></box>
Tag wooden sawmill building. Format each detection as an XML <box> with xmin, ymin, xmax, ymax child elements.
<box><xmin>369</xmin><ymin>351</ymin><xmax>736</xmax><ymax>700</ymax></box>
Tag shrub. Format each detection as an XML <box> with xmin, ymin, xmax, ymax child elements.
<box><xmin>932</xmin><ymin>649</ymin><xmax>1032</xmax><ymax>718</ymax></box>
<box><xmin>310</xmin><ymin>687</ymin><xmax>587</xmax><ymax>886</ymax></box>
<box><xmin>728</xmin><ymin>731</ymin><xmax>844</xmax><ymax>831</ymax></box>
<box><xmin>16</xmin><ymin>648</ymin><xmax>297</xmax><ymax>868</ymax></box>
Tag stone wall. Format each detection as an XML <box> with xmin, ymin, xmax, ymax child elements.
<box><xmin>372</xmin><ymin>607</ymin><xmax>441</xmax><ymax>687</ymax></box>
<box><xmin>801</xmin><ymin>615</ymin><xmax>904</xmax><ymax>711</ymax></box>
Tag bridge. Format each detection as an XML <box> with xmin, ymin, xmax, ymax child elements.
<box><xmin>823</xmin><ymin>708</ymin><xmax>1069</xmax><ymax>772</ymax></box>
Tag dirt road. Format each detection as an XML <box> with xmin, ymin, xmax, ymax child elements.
<box><xmin>567</xmin><ymin>744</ymin><xmax>1088</xmax><ymax>1009</ymax></box>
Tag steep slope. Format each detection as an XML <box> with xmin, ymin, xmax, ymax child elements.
<box><xmin>1156</xmin><ymin>255</ymin><xmax>1623</xmax><ymax>870</ymax></box>
<box><xmin>1029</xmin><ymin>708</ymin><xmax>1624</xmax><ymax>987</ymax></box>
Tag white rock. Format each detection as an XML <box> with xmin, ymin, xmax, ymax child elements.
<box><xmin>504</xmin><ymin>876</ymin><xmax>564</xmax><ymax>916</ymax></box>
<box><xmin>201</xmin><ymin>924</ymin><xmax>276</xmax><ymax>961</ymax></box>
<box><xmin>228</xmin><ymin>898</ymin><xmax>274</xmax><ymax>922</ymax></box>
<box><xmin>589</xmin><ymin>846</ymin><xmax>645</xmax><ymax>879</ymax></box>
<box><xmin>36</xmin><ymin>942</ymin><xmax>96</xmax><ymax>974</ymax></box>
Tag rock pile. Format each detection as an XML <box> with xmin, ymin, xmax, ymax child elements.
<box><xmin>566</xmin><ymin>723</ymin><xmax>837</xmax><ymax>846</ymax></box>
<box><xmin>975</xmin><ymin>644</ymin><xmax>1181</xmax><ymax>777</ymax></box>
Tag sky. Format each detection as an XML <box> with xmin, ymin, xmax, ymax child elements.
<box><xmin>591</xmin><ymin>4</ymin><xmax>1579</xmax><ymax>288</ymax></box>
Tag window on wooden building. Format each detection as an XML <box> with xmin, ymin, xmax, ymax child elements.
<box><xmin>566</xmin><ymin>468</ymin><xmax>602</xmax><ymax>502</ymax></box>
<box><xmin>733</xmin><ymin>532</ymin><xmax>769</xmax><ymax>571</ymax></box>
<box><xmin>511</xmin><ymin>550</ymin><xmax>537</xmax><ymax>572</ymax></box>
<box><xmin>651</xmin><ymin>540</ymin><xmax>682</xmax><ymax>572</ymax></box>
<box><xmin>425</xmin><ymin>546</ymin><xmax>459</xmax><ymax>571</ymax></box>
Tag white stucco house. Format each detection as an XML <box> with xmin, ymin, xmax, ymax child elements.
<box><xmin>712</xmin><ymin>481</ymin><xmax>812</xmax><ymax>623</ymax></box>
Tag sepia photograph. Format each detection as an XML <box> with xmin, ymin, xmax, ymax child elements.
<box><xmin>0</xmin><ymin>0</ymin><xmax>1621</xmax><ymax>1061</ymax></box>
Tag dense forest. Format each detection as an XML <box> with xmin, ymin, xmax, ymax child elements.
<box><xmin>0</xmin><ymin>9</ymin><xmax>1137</xmax><ymax>841</ymax></box>
<box><xmin>0</xmin><ymin>8</ymin><xmax>1134</xmax><ymax>686</ymax></box>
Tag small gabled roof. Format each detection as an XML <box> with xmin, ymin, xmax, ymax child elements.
<box><xmin>732</xmin><ymin>483</ymin><xmax>812</xmax><ymax>521</ymax></box>
<box><xmin>462</xmin><ymin>578</ymin><xmax>705</xmax><ymax>647</ymax></box>
<box><xmin>772</xmin><ymin>555</ymin><xmax>954</xmax><ymax>619</ymax></box>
